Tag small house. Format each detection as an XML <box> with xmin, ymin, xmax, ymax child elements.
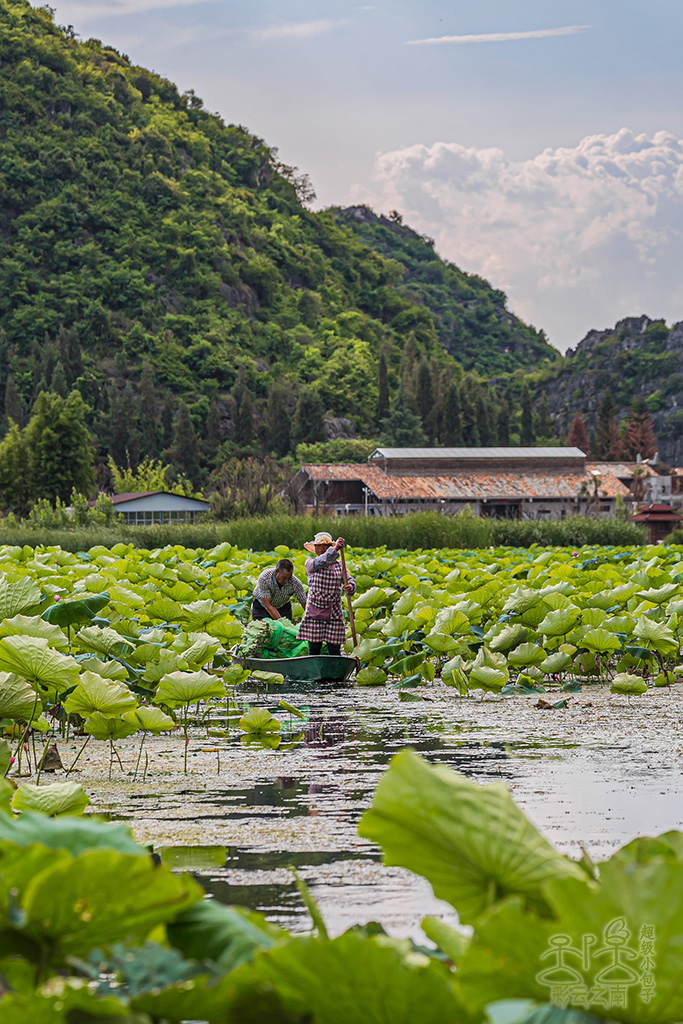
<box><xmin>111</xmin><ymin>491</ymin><xmax>210</xmax><ymax>525</ymax></box>
<box><xmin>632</xmin><ymin>503</ymin><xmax>683</xmax><ymax>544</ymax></box>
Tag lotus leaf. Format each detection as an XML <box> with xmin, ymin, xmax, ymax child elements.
<box><xmin>637</xmin><ymin>582</ymin><xmax>680</xmax><ymax>604</ymax></box>
<box><xmin>422</xmin><ymin>631</ymin><xmax>460</xmax><ymax>654</ymax></box>
<box><xmin>539</xmin><ymin>651</ymin><xmax>572</xmax><ymax>673</ymax></box>
<box><xmin>357</xmin><ymin>666</ymin><xmax>388</xmax><ymax>686</ymax></box>
<box><xmin>393</xmin><ymin>590</ymin><xmax>420</xmax><ymax>615</ymax></box>
<box><xmin>251</xmin><ymin>670</ymin><xmax>285</xmax><ymax>685</ymax></box>
<box><xmin>0</xmin><ymin>637</ymin><xmax>79</xmax><ymax>694</ymax></box>
<box><xmin>154</xmin><ymin>670</ymin><xmax>224</xmax><ymax>708</ymax></box>
<box><xmin>633</xmin><ymin>614</ymin><xmax>679</xmax><ymax>655</ymax></box>
<box><xmin>42</xmin><ymin>592</ymin><xmax>110</xmax><ymax>627</ymax></box>
<box><xmin>146</xmin><ymin>598</ymin><xmax>183</xmax><ymax>622</ymax></box>
<box><xmin>385</xmin><ymin>614</ymin><xmax>414</xmax><ymax>636</ymax></box>
<box><xmin>432</xmin><ymin>607</ymin><xmax>470</xmax><ymax>635</ymax></box>
<box><xmin>0</xmin><ymin>614</ymin><xmax>69</xmax><ymax>651</ymax></box>
<box><xmin>581</xmin><ymin>627</ymin><xmax>621</xmax><ymax>654</ymax></box>
<box><xmin>181</xmin><ymin>599</ymin><xmax>225</xmax><ymax>630</ymax></box>
<box><xmin>503</xmin><ymin>589</ymin><xmax>542</xmax><ymax>614</ymax></box>
<box><xmin>0</xmin><ymin>673</ymin><xmax>40</xmax><ymax>721</ymax></box>
<box><xmin>508</xmin><ymin>643</ymin><xmax>546</xmax><ymax>668</ymax></box>
<box><xmin>538</xmin><ymin>606</ymin><xmax>581</xmax><ymax>637</ymax></box>
<box><xmin>0</xmin><ymin>576</ymin><xmax>42</xmax><ymax>618</ymax></box>
<box><xmin>64</xmin><ymin>671</ymin><xmax>137</xmax><ymax>718</ymax></box>
<box><xmin>123</xmin><ymin>706</ymin><xmax>176</xmax><ymax>734</ymax></box>
<box><xmin>610</xmin><ymin>673</ymin><xmax>648</xmax><ymax>696</ymax></box>
<box><xmin>74</xmin><ymin>625</ymin><xmax>135</xmax><ymax>658</ymax></box>
<box><xmin>12</xmin><ymin>781</ymin><xmax>90</xmax><ymax>817</ymax></box>
<box><xmin>490</xmin><ymin>625</ymin><xmax>528</xmax><ymax>653</ymax></box>
<box><xmin>359</xmin><ymin>749</ymin><xmax>584</xmax><ymax>925</ymax></box>
<box><xmin>353</xmin><ymin>587</ymin><xmax>394</xmax><ymax>610</ymax></box>
<box><xmin>84</xmin><ymin>713</ymin><xmax>139</xmax><ymax>741</ymax></box>
<box><xmin>239</xmin><ymin>707</ymin><xmax>281</xmax><ymax>733</ymax></box>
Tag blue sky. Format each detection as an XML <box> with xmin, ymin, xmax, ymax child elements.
<box><xmin>45</xmin><ymin>1</ymin><xmax>683</xmax><ymax>351</ymax></box>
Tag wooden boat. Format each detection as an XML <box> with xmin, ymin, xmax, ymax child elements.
<box><xmin>235</xmin><ymin>654</ymin><xmax>356</xmax><ymax>683</ymax></box>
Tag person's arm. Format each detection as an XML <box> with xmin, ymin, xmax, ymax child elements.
<box><xmin>292</xmin><ymin>575</ymin><xmax>307</xmax><ymax>607</ymax></box>
<box><xmin>305</xmin><ymin>546</ymin><xmax>341</xmax><ymax>575</ymax></box>
<box><xmin>260</xmin><ymin>597</ymin><xmax>281</xmax><ymax>620</ymax></box>
<box><xmin>343</xmin><ymin>570</ymin><xmax>356</xmax><ymax>596</ymax></box>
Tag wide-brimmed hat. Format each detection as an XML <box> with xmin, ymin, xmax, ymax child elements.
<box><xmin>304</xmin><ymin>531</ymin><xmax>334</xmax><ymax>554</ymax></box>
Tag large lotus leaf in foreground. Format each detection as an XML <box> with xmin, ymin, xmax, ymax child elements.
<box><xmin>0</xmin><ymin>576</ymin><xmax>42</xmax><ymax>619</ymax></box>
<box><xmin>358</xmin><ymin>749</ymin><xmax>584</xmax><ymax>925</ymax></box>
<box><xmin>0</xmin><ymin>811</ymin><xmax>146</xmax><ymax>856</ymax></box>
<box><xmin>41</xmin><ymin>592</ymin><xmax>110</xmax><ymax>628</ymax></box>
<box><xmin>84</xmin><ymin>713</ymin><xmax>139</xmax><ymax>742</ymax></box>
<box><xmin>11</xmin><ymin>781</ymin><xmax>91</xmax><ymax>817</ymax></box>
<box><xmin>0</xmin><ymin>979</ymin><xmax>143</xmax><ymax>1024</ymax></box>
<box><xmin>0</xmin><ymin>672</ymin><xmax>40</xmax><ymax>721</ymax></box>
<box><xmin>0</xmin><ymin>614</ymin><xmax>69</xmax><ymax>651</ymax></box>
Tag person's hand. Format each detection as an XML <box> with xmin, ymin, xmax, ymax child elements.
<box><xmin>343</xmin><ymin>582</ymin><xmax>354</xmax><ymax>594</ymax></box>
<box><xmin>335</xmin><ymin>537</ymin><xmax>345</xmax><ymax>550</ymax></box>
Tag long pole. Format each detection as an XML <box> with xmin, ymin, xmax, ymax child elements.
<box><xmin>340</xmin><ymin>548</ymin><xmax>360</xmax><ymax>672</ymax></box>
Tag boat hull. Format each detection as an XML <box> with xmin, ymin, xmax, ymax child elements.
<box><xmin>235</xmin><ymin>654</ymin><xmax>356</xmax><ymax>683</ymax></box>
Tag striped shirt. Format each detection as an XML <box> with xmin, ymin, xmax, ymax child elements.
<box><xmin>253</xmin><ymin>568</ymin><xmax>306</xmax><ymax>610</ymax></box>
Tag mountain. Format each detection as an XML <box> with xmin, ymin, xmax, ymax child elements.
<box><xmin>333</xmin><ymin>206</ymin><xmax>557</xmax><ymax>375</ymax></box>
<box><xmin>535</xmin><ymin>315</ymin><xmax>683</xmax><ymax>463</ymax></box>
<box><xmin>0</xmin><ymin>0</ymin><xmax>556</xmax><ymax>478</ymax></box>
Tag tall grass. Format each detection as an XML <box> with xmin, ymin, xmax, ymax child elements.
<box><xmin>0</xmin><ymin>514</ymin><xmax>645</xmax><ymax>553</ymax></box>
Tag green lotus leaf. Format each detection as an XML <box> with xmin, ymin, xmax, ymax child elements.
<box><xmin>154</xmin><ymin>670</ymin><xmax>224</xmax><ymax>708</ymax></box>
<box><xmin>422</xmin><ymin>631</ymin><xmax>460</xmax><ymax>654</ymax></box>
<box><xmin>207</xmin><ymin>618</ymin><xmax>243</xmax><ymax>642</ymax></box>
<box><xmin>358</xmin><ymin>749</ymin><xmax>584</xmax><ymax>925</ymax></box>
<box><xmin>432</xmin><ymin>607</ymin><xmax>471</xmax><ymax>635</ymax></box>
<box><xmin>633</xmin><ymin>614</ymin><xmax>679</xmax><ymax>655</ymax></box>
<box><xmin>352</xmin><ymin>637</ymin><xmax>386</xmax><ymax>662</ymax></box>
<box><xmin>0</xmin><ymin>811</ymin><xmax>146</xmax><ymax>856</ymax></box>
<box><xmin>469</xmin><ymin>664</ymin><xmax>508</xmax><ymax>691</ymax></box>
<box><xmin>539</xmin><ymin>651</ymin><xmax>573</xmax><ymax>673</ymax></box>
<box><xmin>84</xmin><ymin>713</ymin><xmax>139</xmax><ymax>741</ymax></box>
<box><xmin>508</xmin><ymin>643</ymin><xmax>547</xmax><ymax>668</ymax></box>
<box><xmin>581</xmin><ymin>627</ymin><xmax>621</xmax><ymax>654</ymax></box>
<box><xmin>123</xmin><ymin>706</ymin><xmax>176</xmax><ymax>734</ymax></box>
<box><xmin>0</xmin><ymin>673</ymin><xmax>40</xmax><ymax>721</ymax></box>
<box><xmin>393</xmin><ymin>590</ymin><xmax>420</xmax><ymax>615</ymax></box>
<box><xmin>0</xmin><ymin>614</ymin><xmax>69</xmax><ymax>651</ymax></box>
<box><xmin>180</xmin><ymin>599</ymin><xmax>226</xmax><ymax>630</ymax></box>
<box><xmin>63</xmin><ymin>671</ymin><xmax>137</xmax><ymax>718</ymax></box>
<box><xmin>502</xmin><ymin>589</ymin><xmax>542</xmax><ymax>614</ymax></box>
<box><xmin>74</xmin><ymin>625</ymin><xmax>135</xmax><ymax>658</ymax></box>
<box><xmin>11</xmin><ymin>781</ymin><xmax>90</xmax><ymax>817</ymax></box>
<box><xmin>77</xmin><ymin>657</ymin><xmax>129</xmax><ymax>681</ymax></box>
<box><xmin>441</xmin><ymin>655</ymin><xmax>469</xmax><ymax>694</ymax></box>
<box><xmin>610</xmin><ymin>673</ymin><xmax>648</xmax><ymax>696</ymax></box>
<box><xmin>490</xmin><ymin>625</ymin><xmax>528</xmax><ymax>653</ymax></box>
<box><xmin>239</xmin><ymin>707</ymin><xmax>281</xmax><ymax>733</ymax></box>
<box><xmin>537</xmin><ymin>606</ymin><xmax>581</xmax><ymax>637</ymax></box>
<box><xmin>0</xmin><ymin>636</ymin><xmax>79</xmax><ymax>693</ymax></box>
<box><xmin>173</xmin><ymin>635</ymin><xmax>222</xmax><ymax>668</ymax></box>
<box><xmin>390</xmin><ymin>652</ymin><xmax>426</xmax><ymax>677</ymax></box>
<box><xmin>353</xmin><ymin>587</ymin><xmax>394</xmax><ymax>609</ymax></box>
<box><xmin>356</xmin><ymin>666</ymin><xmax>388</xmax><ymax>686</ymax></box>
<box><xmin>251</xmin><ymin>670</ymin><xmax>285</xmax><ymax>685</ymax></box>
<box><xmin>0</xmin><ymin>576</ymin><xmax>42</xmax><ymax>618</ymax></box>
<box><xmin>146</xmin><ymin>598</ymin><xmax>183</xmax><ymax>623</ymax></box>
<box><xmin>167</xmin><ymin>900</ymin><xmax>285</xmax><ymax>974</ymax></box>
<box><xmin>41</xmin><ymin>592</ymin><xmax>110</xmax><ymax>627</ymax></box>
<box><xmin>636</xmin><ymin>582</ymin><xmax>680</xmax><ymax>605</ymax></box>
<box><xmin>0</xmin><ymin>979</ymin><xmax>143</xmax><ymax>1023</ymax></box>
<box><xmin>385</xmin><ymin>614</ymin><xmax>414</xmax><ymax>636</ymax></box>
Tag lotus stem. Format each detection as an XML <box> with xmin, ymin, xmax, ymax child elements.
<box><xmin>133</xmin><ymin>732</ymin><xmax>146</xmax><ymax>781</ymax></box>
<box><xmin>35</xmin><ymin>739</ymin><xmax>51</xmax><ymax>785</ymax></box>
<box><xmin>9</xmin><ymin>692</ymin><xmax>40</xmax><ymax>777</ymax></box>
<box><xmin>66</xmin><ymin>735</ymin><xmax>90</xmax><ymax>776</ymax></box>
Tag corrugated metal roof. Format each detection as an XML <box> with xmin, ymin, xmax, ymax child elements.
<box><xmin>300</xmin><ymin>464</ymin><xmax>629</xmax><ymax>500</ymax></box>
<box><xmin>369</xmin><ymin>447</ymin><xmax>586</xmax><ymax>459</ymax></box>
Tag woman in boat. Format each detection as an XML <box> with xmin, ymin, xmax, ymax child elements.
<box><xmin>298</xmin><ymin>531</ymin><xmax>356</xmax><ymax>656</ymax></box>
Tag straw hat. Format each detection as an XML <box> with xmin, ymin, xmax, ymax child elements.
<box><xmin>304</xmin><ymin>531</ymin><xmax>334</xmax><ymax>554</ymax></box>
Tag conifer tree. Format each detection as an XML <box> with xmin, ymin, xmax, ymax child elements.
<box><xmin>381</xmin><ymin>383</ymin><xmax>426</xmax><ymax>446</ymax></box>
<box><xmin>443</xmin><ymin>382</ymin><xmax>462</xmax><ymax>446</ymax></box>
<box><xmin>232</xmin><ymin>368</ymin><xmax>255</xmax><ymax>447</ymax></box>
<box><xmin>476</xmin><ymin>392</ymin><xmax>491</xmax><ymax>446</ymax></box>
<box><xmin>377</xmin><ymin>349</ymin><xmax>390</xmax><ymax>425</ymax></box>
<box><xmin>592</xmin><ymin>392</ymin><xmax>622</xmax><ymax>459</ymax></box>
<box><xmin>51</xmin><ymin>361</ymin><xmax>68</xmax><ymax>398</ymax></box>
<box><xmin>535</xmin><ymin>394</ymin><xmax>554</xmax><ymax>440</ymax></box>
<box><xmin>625</xmin><ymin>400</ymin><xmax>657</xmax><ymax>460</ymax></box>
<box><xmin>25</xmin><ymin>391</ymin><xmax>95</xmax><ymax>502</ymax></box>
<box><xmin>205</xmin><ymin>401</ymin><xmax>222</xmax><ymax>458</ymax></box>
<box><xmin>417</xmin><ymin>355</ymin><xmax>434</xmax><ymax>440</ymax></box>
<box><xmin>161</xmin><ymin>394</ymin><xmax>175</xmax><ymax>450</ymax></box>
<box><xmin>5</xmin><ymin>375</ymin><xmax>23</xmax><ymax>427</ymax></box>
<box><xmin>460</xmin><ymin>379</ymin><xmax>480</xmax><ymax>446</ymax></box>
<box><xmin>497</xmin><ymin>400</ymin><xmax>510</xmax><ymax>446</ymax></box>
<box><xmin>170</xmin><ymin>401</ymin><xmax>201</xmax><ymax>486</ymax></box>
<box><xmin>520</xmin><ymin>385</ymin><xmax>535</xmax><ymax>446</ymax></box>
<box><xmin>0</xmin><ymin>421</ymin><xmax>30</xmax><ymax>515</ymax></box>
<box><xmin>139</xmin><ymin>361</ymin><xmax>159</xmax><ymax>457</ymax></box>
<box><xmin>292</xmin><ymin>386</ymin><xmax>325</xmax><ymax>446</ymax></box>
<box><xmin>566</xmin><ymin>412</ymin><xmax>590</xmax><ymax>453</ymax></box>
<box><xmin>267</xmin><ymin>381</ymin><xmax>291</xmax><ymax>457</ymax></box>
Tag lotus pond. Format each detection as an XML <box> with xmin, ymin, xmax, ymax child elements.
<box><xmin>1</xmin><ymin>539</ymin><xmax>683</xmax><ymax>1022</ymax></box>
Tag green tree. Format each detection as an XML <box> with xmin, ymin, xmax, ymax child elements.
<box><xmin>205</xmin><ymin>400</ymin><xmax>221</xmax><ymax>459</ymax></box>
<box><xmin>377</xmin><ymin>349</ymin><xmax>390</xmax><ymax>426</ymax></box>
<box><xmin>161</xmin><ymin>394</ymin><xmax>175</xmax><ymax>450</ymax></box>
<box><xmin>266</xmin><ymin>381</ymin><xmax>291</xmax><ymax>458</ymax></box>
<box><xmin>168</xmin><ymin>401</ymin><xmax>201</xmax><ymax>486</ymax></box>
<box><xmin>51</xmin><ymin>360</ymin><xmax>68</xmax><ymax>398</ymax></box>
<box><xmin>460</xmin><ymin>379</ymin><xmax>479</xmax><ymax>446</ymax></box>
<box><xmin>0</xmin><ymin>421</ymin><xmax>31</xmax><ymax>515</ymax></box>
<box><xmin>476</xmin><ymin>392</ymin><xmax>491</xmax><ymax>446</ymax></box>
<box><xmin>24</xmin><ymin>391</ymin><xmax>95</xmax><ymax>502</ymax></box>
<box><xmin>139</xmin><ymin>361</ymin><xmax>159</xmax><ymax>457</ymax></box>
<box><xmin>443</xmin><ymin>382</ymin><xmax>462</xmax><ymax>446</ymax></box>
<box><xmin>232</xmin><ymin>367</ymin><xmax>254</xmax><ymax>447</ymax></box>
<box><xmin>417</xmin><ymin>355</ymin><xmax>435</xmax><ymax>441</ymax></box>
<box><xmin>535</xmin><ymin>394</ymin><xmax>553</xmax><ymax>441</ymax></box>
<box><xmin>292</xmin><ymin>386</ymin><xmax>325</xmax><ymax>447</ymax></box>
<box><xmin>5</xmin><ymin>374</ymin><xmax>23</xmax><ymax>427</ymax></box>
<box><xmin>497</xmin><ymin>399</ymin><xmax>510</xmax><ymax>446</ymax></box>
<box><xmin>520</xmin><ymin>385</ymin><xmax>535</xmax><ymax>446</ymax></box>
<box><xmin>381</xmin><ymin>384</ymin><xmax>426</xmax><ymax>446</ymax></box>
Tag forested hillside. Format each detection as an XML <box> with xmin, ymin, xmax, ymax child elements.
<box><xmin>334</xmin><ymin>206</ymin><xmax>556</xmax><ymax>375</ymax></box>
<box><xmin>0</xmin><ymin>0</ymin><xmax>559</xmax><ymax>490</ymax></box>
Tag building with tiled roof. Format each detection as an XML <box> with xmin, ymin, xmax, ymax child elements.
<box><xmin>291</xmin><ymin>448</ymin><xmax>649</xmax><ymax>519</ymax></box>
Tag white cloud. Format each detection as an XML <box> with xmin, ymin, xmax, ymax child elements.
<box><xmin>351</xmin><ymin>129</ymin><xmax>683</xmax><ymax>350</ymax></box>
<box><xmin>254</xmin><ymin>19</ymin><xmax>347</xmax><ymax>43</ymax></box>
<box><xmin>407</xmin><ymin>25</ymin><xmax>589</xmax><ymax>46</ymax></box>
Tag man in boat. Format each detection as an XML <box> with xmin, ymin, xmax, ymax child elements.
<box><xmin>298</xmin><ymin>532</ymin><xmax>355</xmax><ymax>656</ymax></box>
<box><xmin>252</xmin><ymin>558</ymin><xmax>307</xmax><ymax>622</ymax></box>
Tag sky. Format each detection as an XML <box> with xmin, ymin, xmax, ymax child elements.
<box><xmin>43</xmin><ymin>0</ymin><xmax>683</xmax><ymax>352</ymax></box>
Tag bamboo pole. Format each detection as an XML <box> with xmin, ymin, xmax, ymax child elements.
<box><xmin>340</xmin><ymin>547</ymin><xmax>360</xmax><ymax>673</ymax></box>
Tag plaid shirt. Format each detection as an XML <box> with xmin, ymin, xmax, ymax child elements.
<box><xmin>253</xmin><ymin>568</ymin><xmax>306</xmax><ymax>610</ymax></box>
